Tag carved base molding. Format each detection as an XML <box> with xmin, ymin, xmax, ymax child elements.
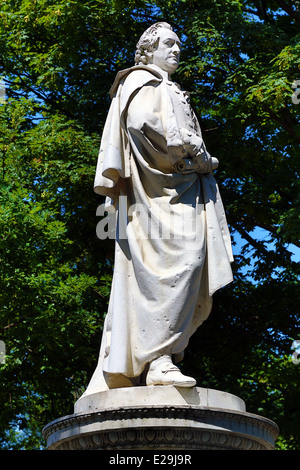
<box><xmin>42</xmin><ymin>387</ymin><xmax>279</xmax><ymax>450</ymax></box>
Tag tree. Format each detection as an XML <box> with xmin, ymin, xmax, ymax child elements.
<box><xmin>0</xmin><ymin>0</ymin><xmax>299</xmax><ymax>449</ymax></box>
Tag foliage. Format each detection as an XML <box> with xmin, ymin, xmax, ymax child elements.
<box><xmin>0</xmin><ymin>0</ymin><xmax>299</xmax><ymax>449</ymax></box>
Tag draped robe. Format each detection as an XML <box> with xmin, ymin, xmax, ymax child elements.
<box><xmin>83</xmin><ymin>65</ymin><xmax>233</xmax><ymax>393</ymax></box>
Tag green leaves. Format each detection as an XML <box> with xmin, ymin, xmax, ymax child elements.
<box><xmin>0</xmin><ymin>0</ymin><xmax>299</xmax><ymax>450</ymax></box>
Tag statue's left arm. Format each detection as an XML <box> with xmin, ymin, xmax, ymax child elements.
<box><xmin>124</xmin><ymin>77</ymin><xmax>218</xmax><ymax>175</ymax></box>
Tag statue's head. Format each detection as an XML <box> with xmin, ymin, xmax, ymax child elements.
<box><xmin>135</xmin><ymin>22</ymin><xmax>181</xmax><ymax>76</ymax></box>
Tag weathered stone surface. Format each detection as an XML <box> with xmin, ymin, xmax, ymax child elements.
<box><xmin>88</xmin><ymin>22</ymin><xmax>234</xmax><ymax>391</ymax></box>
<box><xmin>42</xmin><ymin>386</ymin><xmax>279</xmax><ymax>450</ymax></box>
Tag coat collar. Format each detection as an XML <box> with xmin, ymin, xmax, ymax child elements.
<box><xmin>109</xmin><ymin>65</ymin><xmax>163</xmax><ymax>99</ymax></box>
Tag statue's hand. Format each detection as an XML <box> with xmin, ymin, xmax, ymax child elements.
<box><xmin>180</xmin><ymin>128</ymin><xmax>219</xmax><ymax>173</ymax></box>
<box><xmin>195</xmin><ymin>152</ymin><xmax>219</xmax><ymax>173</ymax></box>
<box><xmin>181</xmin><ymin>128</ymin><xmax>204</xmax><ymax>156</ymax></box>
<box><xmin>211</xmin><ymin>157</ymin><xmax>219</xmax><ymax>170</ymax></box>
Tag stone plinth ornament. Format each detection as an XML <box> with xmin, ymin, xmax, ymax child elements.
<box><xmin>43</xmin><ymin>386</ymin><xmax>279</xmax><ymax>450</ymax></box>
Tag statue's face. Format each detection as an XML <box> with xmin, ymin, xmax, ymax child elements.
<box><xmin>151</xmin><ymin>29</ymin><xmax>181</xmax><ymax>75</ymax></box>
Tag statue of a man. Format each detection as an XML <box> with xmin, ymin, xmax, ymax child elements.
<box><xmin>85</xmin><ymin>22</ymin><xmax>233</xmax><ymax>394</ymax></box>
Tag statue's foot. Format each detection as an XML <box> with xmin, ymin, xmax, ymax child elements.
<box><xmin>146</xmin><ymin>355</ymin><xmax>196</xmax><ymax>387</ymax></box>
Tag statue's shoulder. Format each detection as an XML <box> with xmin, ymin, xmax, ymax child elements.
<box><xmin>110</xmin><ymin>66</ymin><xmax>163</xmax><ymax>98</ymax></box>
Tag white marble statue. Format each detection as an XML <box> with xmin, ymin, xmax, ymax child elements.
<box><xmin>84</xmin><ymin>22</ymin><xmax>233</xmax><ymax>394</ymax></box>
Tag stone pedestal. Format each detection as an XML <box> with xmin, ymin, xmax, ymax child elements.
<box><xmin>42</xmin><ymin>386</ymin><xmax>279</xmax><ymax>450</ymax></box>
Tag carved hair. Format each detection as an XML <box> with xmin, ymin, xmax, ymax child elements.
<box><xmin>135</xmin><ymin>22</ymin><xmax>173</xmax><ymax>65</ymax></box>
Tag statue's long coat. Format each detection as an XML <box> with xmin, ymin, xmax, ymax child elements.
<box><xmin>84</xmin><ymin>65</ymin><xmax>233</xmax><ymax>391</ymax></box>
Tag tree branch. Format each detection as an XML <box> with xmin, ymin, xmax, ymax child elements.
<box><xmin>263</xmin><ymin>104</ymin><xmax>300</xmax><ymax>144</ymax></box>
<box><xmin>236</xmin><ymin>223</ymin><xmax>271</xmax><ymax>257</ymax></box>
